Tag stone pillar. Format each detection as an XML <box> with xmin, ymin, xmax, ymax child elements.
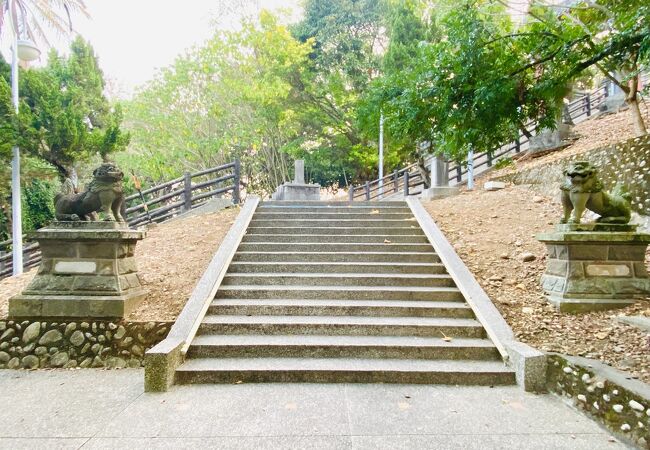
<box><xmin>9</xmin><ymin>222</ymin><xmax>147</xmax><ymax>318</ymax></box>
<box><xmin>294</xmin><ymin>160</ymin><xmax>305</xmax><ymax>184</ymax></box>
<box><xmin>537</xmin><ymin>227</ymin><xmax>650</xmax><ymax>313</ymax></box>
<box><xmin>420</xmin><ymin>156</ymin><xmax>459</xmax><ymax>200</ymax></box>
<box><xmin>270</xmin><ymin>159</ymin><xmax>320</xmax><ymax>201</ymax></box>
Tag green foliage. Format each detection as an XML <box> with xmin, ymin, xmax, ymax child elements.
<box><xmin>15</xmin><ymin>37</ymin><xmax>130</xmax><ymax>178</ymax></box>
<box><xmin>493</xmin><ymin>156</ymin><xmax>514</xmax><ymax>170</ymax></box>
<box><xmin>22</xmin><ymin>178</ymin><xmax>56</xmax><ymax>233</ymax></box>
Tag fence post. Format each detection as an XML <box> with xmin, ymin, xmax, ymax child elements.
<box><xmin>365</xmin><ymin>182</ymin><xmax>370</xmax><ymax>201</ymax></box>
<box><xmin>393</xmin><ymin>170</ymin><xmax>399</xmax><ymax>193</ymax></box>
<box><xmin>233</xmin><ymin>159</ymin><xmax>241</xmax><ymax>204</ymax></box>
<box><xmin>348</xmin><ymin>186</ymin><xmax>354</xmax><ymax>202</ymax></box>
<box><xmin>585</xmin><ymin>94</ymin><xmax>591</xmax><ymax>117</ymax></box>
<box><xmin>487</xmin><ymin>152</ymin><xmax>493</xmax><ymax>168</ymax></box>
<box><xmin>515</xmin><ymin>138</ymin><xmax>521</xmax><ymax>153</ymax></box>
<box><xmin>455</xmin><ymin>165</ymin><xmax>461</xmax><ymax>183</ymax></box>
<box><xmin>183</xmin><ymin>172</ymin><xmax>192</xmax><ymax>212</ymax></box>
<box><xmin>404</xmin><ymin>171</ymin><xmax>410</xmax><ymax>197</ymax></box>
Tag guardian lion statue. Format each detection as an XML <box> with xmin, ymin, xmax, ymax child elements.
<box><xmin>55</xmin><ymin>163</ymin><xmax>126</xmax><ymax>222</ymax></box>
<box><xmin>560</xmin><ymin>161</ymin><xmax>631</xmax><ymax>224</ymax></box>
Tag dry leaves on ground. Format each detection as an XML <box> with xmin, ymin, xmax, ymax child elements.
<box><xmin>423</xmin><ymin>185</ymin><xmax>650</xmax><ymax>383</ymax></box>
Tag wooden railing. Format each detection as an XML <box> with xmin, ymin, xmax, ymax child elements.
<box><xmin>0</xmin><ymin>160</ymin><xmax>241</xmax><ymax>280</ymax></box>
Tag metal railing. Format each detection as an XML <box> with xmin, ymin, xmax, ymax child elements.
<box><xmin>0</xmin><ymin>160</ymin><xmax>241</xmax><ymax>280</ymax></box>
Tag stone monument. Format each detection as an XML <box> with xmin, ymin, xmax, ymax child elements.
<box><xmin>528</xmin><ymin>104</ymin><xmax>576</xmax><ymax>154</ymax></box>
<box><xmin>536</xmin><ymin>161</ymin><xmax>650</xmax><ymax>312</ymax></box>
<box><xmin>10</xmin><ymin>163</ymin><xmax>147</xmax><ymax>318</ymax></box>
<box><xmin>271</xmin><ymin>160</ymin><xmax>320</xmax><ymax>201</ymax></box>
<box><xmin>420</xmin><ymin>156</ymin><xmax>459</xmax><ymax>200</ymax></box>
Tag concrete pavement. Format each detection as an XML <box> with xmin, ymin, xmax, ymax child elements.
<box><xmin>0</xmin><ymin>369</ymin><xmax>626</xmax><ymax>449</ymax></box>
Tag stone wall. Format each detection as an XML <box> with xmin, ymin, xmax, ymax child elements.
<box><xmin>0</xmin><ymin>320</ymin><xmax>170</xmax><ymax>370</ymax></box>
<box><xmin>497</xmin><ymin>134</ymin><xmax>650</xmax><ymax>219</ymax></box>
<box><xmin>547</xmin><ymin>354</ymin><xmax>650</xmax><ymax>448</ymax></box>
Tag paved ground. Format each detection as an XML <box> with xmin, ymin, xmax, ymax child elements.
<box><xmin>0</xmin><ymin>369</ymin><xmax>626</xmax><ymax>449</ymax></box>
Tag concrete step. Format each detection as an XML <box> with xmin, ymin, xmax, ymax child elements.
<box><xmin>249</xmin><ymin>219</ymin><xmax>420</xmax><ymax>228</ymax></box>
<box><xmin>227</xmin><ymin>262</ymin><xmax>447</xmax><ymax>274</ymax></box>
<box><xmin>221</xmin><ymin>273</ymin><xmax>456</xmax><ymax>288</ymax></box>
<box><xmin>256</xmin><ymin>206</ymin><xmax>412</xmax><ymax>214</ymax></box>
<box><xmin>261</xmin><ymin>201</ymin><xmax>407</xmax><ymax>207</ymax></box>
<box><xmin>253</xmin><ymin>212</ymin><xmax>414</xmax><ymax>220</ymax></box>
<box><xmin>187</xmin><ymin>335</ymin><xmax>499</xmax><ymax>360</ymax></box>
<box><xmin>232</xmin><ymin>251</ymin><xmax>441</xmax><ymax>263</ymax></box>
<box><xmin>175</xmin><ymin>358</ymin><xmax>515</xmax><ymax>385</ymax></box>
<box><xmin>242</xmin><ymin>234</ymin><xmax>430</xmax><ymax>244</ymax></box>
<box><xmin>215</xmin><ymin>285</ymin><xmax>463</xmax><ymax>301</ymax></box>
<box><xmin>198</xmin><ymin>315</ymin><xmax>485</xmax><ymax>338</ymax></box>
<box><xmin>208</xmin><ymin>299</ymin><xmax>474</xmax><ymax>318</ymax></box>
<box><xmin>246</xmin><ymin>226</ymin><xmax>424</xmax><ymax>236</ymax></box>
<box><xmin>237</xmin><ymin>242</ymin><xmax>434</xmax><ymax>253</ymax></box>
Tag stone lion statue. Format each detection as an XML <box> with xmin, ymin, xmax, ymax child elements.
<box><xmin>560</xmin><ymin>161</ymin><xmax>631</xmax><ymax>224</ymax></box>
<box><xmin>55</xmin><ymin>163</ymin><xmax>126</xmax><ymax>222</ymax></box>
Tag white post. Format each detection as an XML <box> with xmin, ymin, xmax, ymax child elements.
<box><xmin>467</xmin><ymin>148</ymin><xmax>474</xmax><ymax>190</ymax></box>
<box><xmin>11</xmin><ymin>33</ymin><xmax>23</xmax><ymax>276</ymax></box>
<box><xmin>378</xmin><ymin>111</ymin><xmax>384</xmax><ymax>196</ymax></box>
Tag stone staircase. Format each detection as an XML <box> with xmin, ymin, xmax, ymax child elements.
<box><xmin>175</xmin><ymin>201</ymin><xmax>515</xmax><ymax>385</ymax></box>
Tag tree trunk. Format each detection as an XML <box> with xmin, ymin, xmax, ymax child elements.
<box><xmin>626</xmin><ymin>77</ymin><xmax>647</xmax><ymax>136</ymax></box>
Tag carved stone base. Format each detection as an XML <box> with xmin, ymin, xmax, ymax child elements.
<box><xmin>419</xmin><ymin>186</ymin><xmax>459</xmax><ymax>200</ymax></box>
<box><xmin>271</xmin><ymin>183</ymin><xmax>321</xmax><ymax>201</ymax></box>
<box><xmin>9</xmin><ymin>222</ymin><xmax>147</xmax><ymax>319</ymax></box>
<box><xmin>536</xmin><ymin>229</ymin><xmax>650</xmax><ymax>313</ymax></box>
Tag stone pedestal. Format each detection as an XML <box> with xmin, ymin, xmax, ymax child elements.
<box><xmin>271</xmin><ymin>159</ymin><xmax>321</xmax><ymax>201</ymax></box>
<box><xmin>420</xmin><ymin>157</ymin><xmax>459</xmax><ymax>200</ymax></box>
<box><xmin>537</xmin><ymin>228</ymin><xmax>650</xmax><ymax>313</ymax></box>
<box><xmin>9</xmin><ymin>222</ymin><xmax>147</xmax><ymax>319</ymax></box>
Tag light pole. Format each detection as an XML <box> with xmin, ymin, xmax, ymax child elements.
<box><xmin>378</xmin><ymin>110</ymin><xmax>384</xmax><ymax>196</ymax></box>
<box><xmin>10</xmin><ymin>24</ymin><xmax>40</xmax><ymax>276</ymax></box>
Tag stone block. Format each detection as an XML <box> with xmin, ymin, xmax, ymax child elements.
<box><xmin>608</xmin><ymin>245</ymin><xmax>646</xmax><ymax>261</ymax></box>
<box><xmin>25</xmin><ymin>275</ymin><xmax>74</xmax><ymax>293</ymax></box>
<box><xmin>54</xmin><ymin>261</ymin><xmax>97</xmax><ymax>274</ymax></box>
<box><xmin>633</xmin><ymin>262</ymin><xmax>649</xmax><ymax>278</ymax></box>
<box><xmin>585</xmin><ymin>263</ymin><xmax>631</xmax><ymax>277</ymax></box>
<box><xmin>96</xmin><ymin>260</ymin><xmax>116</xmax><ymax>275</ymax></box>
<box><xmin>555</xmin><ymin>245</ymin><xmax>568</xmax><ymax>260</ymax></box>
<box><xmin>569</xmin><ymin>245</ymin><xmax>608</xmax><ymax>260</ymax></box>
<box><xmin>567</xmin><ymin>262</ymin><xmax>584</xmax><ymax>278</ymax></box>
<box><xmin>125</xmin><ymin>273</ymin><xmax>141</xmax><ymax>289</ymax></box>
<box><xmin>419</xmin><ymin>186</ymin><xmax>459</xmax><ymax>200</ymax></box>
<box><xmin>484</xmin><ymin>181</ymin><xmax>506</xmax><ymax>191</ymax></box>
<box><xmin>546</xmin><ymin>245</ymin><xmax>557</xmax><ymax>259</ymax></box>
<box><xmin>117</xmin><ymin>257</ymin><xmax>137</xmax><ymax>275</ymax></box>
<box><xmin>546</xmin><ymin>260</ymin><xmax>567</xmax><ymax>277</ymax></box>
<box><xmin>39</xmin><ymin>241</ymin><xmax>78</xmax><ymax>258</ymax></box>
<box><xmin>72</xmin><ymin>276</ymin><xmax>120</xmax><ymax>292</ymax></box>
<box><xmin>77</xmin><ymin>242</ymin><xmax>118</xmax><ymax>259</ymax></box>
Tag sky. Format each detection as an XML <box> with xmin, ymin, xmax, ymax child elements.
<box><xmin>2</xmin><ymin>0</ymin><xmax>300</xmax><ymax>99</ymax></box>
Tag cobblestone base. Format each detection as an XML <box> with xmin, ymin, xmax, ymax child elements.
<box><xmin>0</xmin><ymin>320</ymin><xmax>170</xmax><ymax>369</ymax></box>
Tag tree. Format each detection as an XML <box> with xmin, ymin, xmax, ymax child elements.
<box><xmin>0</xmin><ymin>0</ymin><xmax>88</xmax><ymax>46</ymax></box>
<box><xmin>369</xmin><ymin>1</ymin><xmax>557</xmax><ymax>163</ymax></box>
<box><xmin>16</xmin><ymin>37</ymin><xmax>129</xmax><ymax>180</ymax></box>
<box><xmin>509</xmin><ymin>0</ymin><xmax>650</xmax><ymax>136</ymax></box>
<box><xmin>121</xmin><ymin>11</ymin><xmax>314</xmax><ymax>194</ymax></box>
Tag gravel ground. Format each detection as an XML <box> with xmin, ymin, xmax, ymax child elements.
<box><xmin>0</xmin><ymin>206</ymin><xmax>239</xmax><ymax>322</ymax></box>
<box><xmin>423</xmin><ymin>186</ymin><xmax>650</xmax><ymax>384</ymax></box>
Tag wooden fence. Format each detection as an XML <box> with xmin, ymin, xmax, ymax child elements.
<box><xmin>0</xmin><ymin>160</ymin><xmax>241</xmax><ymax>280</ymax></box>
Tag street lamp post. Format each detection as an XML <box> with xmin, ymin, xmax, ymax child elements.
<box><xmin>378</xmin><ymin>111</ymin><xmax>384</xmax><ymax>196</ymax></box>
<box><xmin>10</xmin><ymin>27</ymin><xmax>40</xmax><ymax>276</ymax></box>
